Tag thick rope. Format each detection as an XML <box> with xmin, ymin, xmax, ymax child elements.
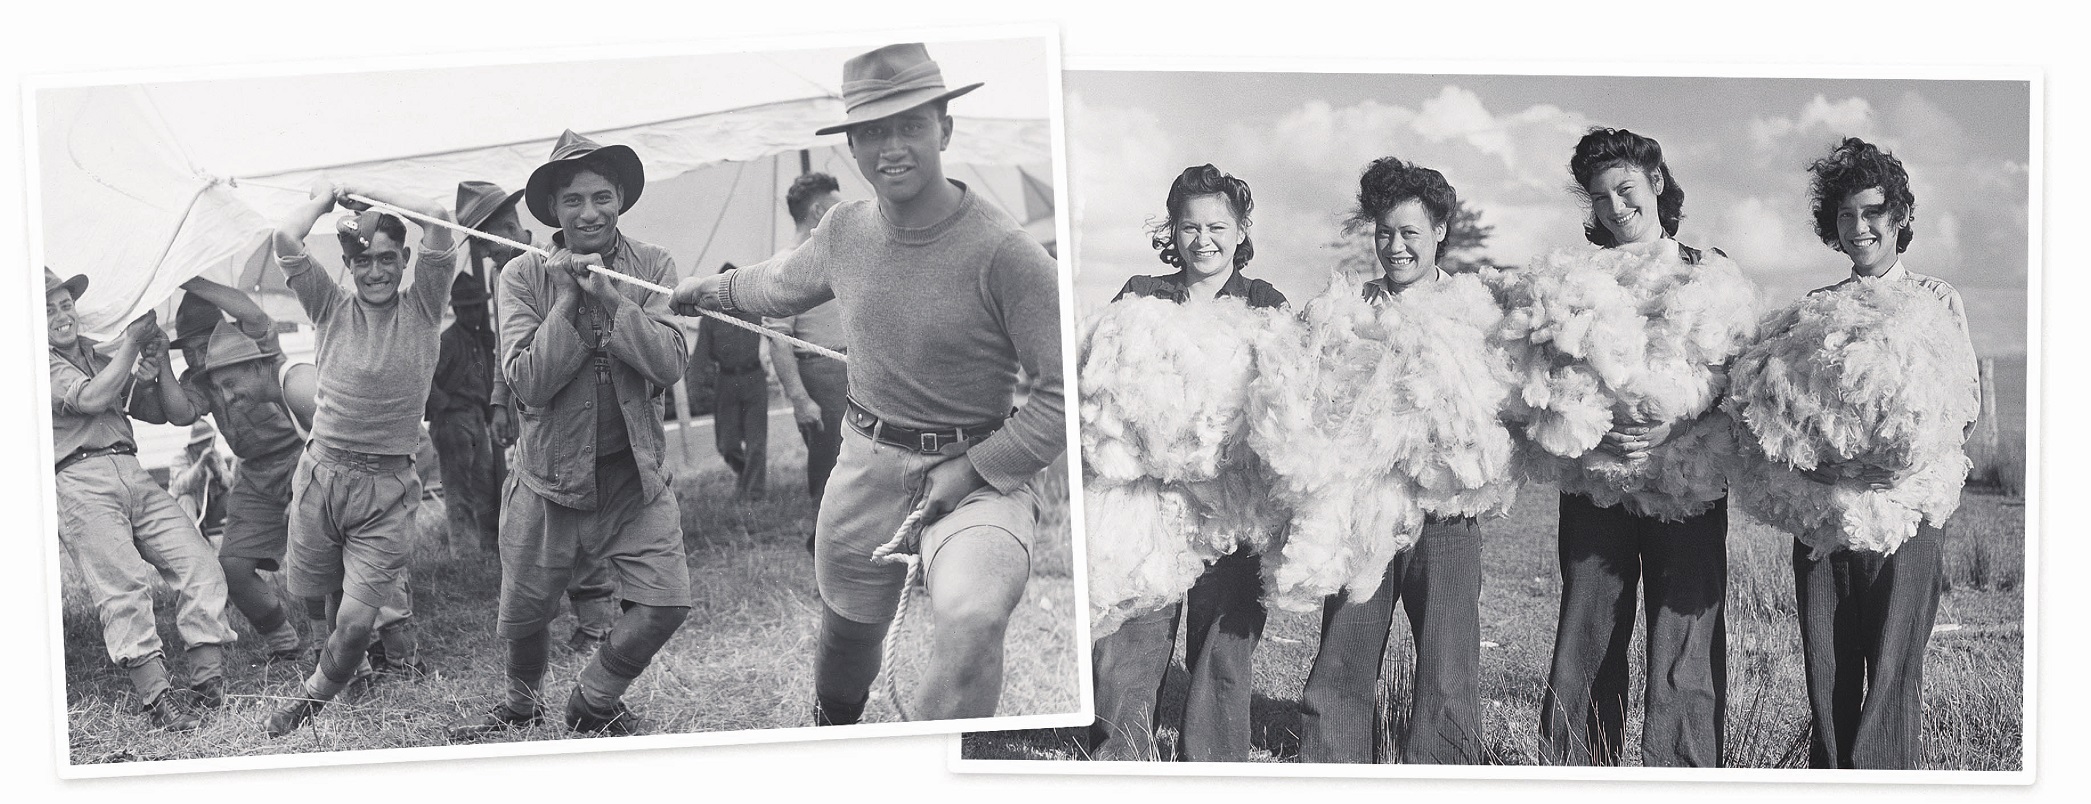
<box><xmin>873</xmin><ymin>501</ymin><xmax>929</xmax><ymax>721</ymax></box>
<box><xmin>232</xmin><ymin>180</ymin><xmax>847</xmax><ymax>363</ymax></box>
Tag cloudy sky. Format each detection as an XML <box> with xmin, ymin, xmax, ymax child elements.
<box><xmin>1065</xmin><ymin>71</ymin><xmax>2031</xmax><ymax>356</ymax></box>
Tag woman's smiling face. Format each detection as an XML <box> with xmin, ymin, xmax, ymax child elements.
<box><xmin>1375</xmin><ymin>198</ymin><xmax>1445</xmax><ymax>287</ymax></box>
<box><xmin>1172</xmin><ymin>193</ymin><xmax>1244</xmax><ymax>281</ymax></box>
<box><xmin>1586</xmin><ymin>164</ymin><xmax>1664</xmax><ymax>246</ymax></box>
<box><xmin>1836</xmin><ymin>186</ymin><xmax>1905</xmax><ymax>273</ymax></box>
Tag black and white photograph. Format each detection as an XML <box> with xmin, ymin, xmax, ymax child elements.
<box><xmin>963</xmin><ymin>66</ymin><xmax>2034</xmax><ymax>778</ymax></box>
<box><xmin>27</xmin><ymin>30</ymin><xmax>1082</xmax><ymax>774</ymax></box>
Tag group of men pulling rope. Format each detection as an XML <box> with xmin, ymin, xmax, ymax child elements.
<box><xmin>45</xmin><ymin>42</ymin><xmax>1065</xmax><ymax>738</ymax></box>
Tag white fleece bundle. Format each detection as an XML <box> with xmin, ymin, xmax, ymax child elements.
<box><xmin>1723</xmin><ymin>277</ymin><xmax>1980</xmax><ymax>555</ymax></box>
<box><xmin>1078</xmin><ymin>294</ymin><xmax>1288</xmax><ymax>638</ymax></box>
<box><xmin>1491</xmin><ymin>244</ymin><xmax>1760</xmax><ymax>520</ymax></box>
<box><xmin>1248</xmin><ymin>272</ymin><xmax>1522</xmax><ymax>610</ymax></box>
<box><xmin>1083</xmin><ymin>478</ymin><xmax>1206</xmax><ymax>639</ymax></box>
<box><xmin>1079</xmin><ymin>295</ymin><xmax>1268</xmax><ymax>485</ymax></box>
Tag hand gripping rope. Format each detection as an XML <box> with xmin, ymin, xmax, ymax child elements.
<box><xmin>237</xmin><ymin>181</ymin><xmax>847</xmax><ymax>363</ymax></box>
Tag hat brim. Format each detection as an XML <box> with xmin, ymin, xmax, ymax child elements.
<box><xmin>53</xmin><ymin>274</ymin><xmax>89</xmax><ymax>300</ymax></box>
<box><xmin>459</xmin><ymin>189</ymin><xmax>526</xmax><ymax>232</ymax></box>
<box><xmin>815</xmin><ymin>82</ymin><xmax>983</xmax><ymax>136</ymax></box>
<box><xmin>203</xmin><ymin>349</ymin><xmax>271</xmax><ymax>373</ymax></box>
<box><xmin>524</xmin><ymin>144</ymin><xmax>645</xmax><ymax>227</ymax></box>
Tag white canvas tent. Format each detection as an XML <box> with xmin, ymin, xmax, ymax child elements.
<box><xmin>30</xmin><ymin>38</ymin><xmax>1057</xmax><ymax>468</ymax></box>
<box><xmin>33</xmin><ymin>38</ymin><xmax>1056</xmax><ymax>338</ymax></box>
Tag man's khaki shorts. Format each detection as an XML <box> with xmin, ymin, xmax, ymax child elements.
<box><xmin>815</xmin><ymin>424</ymin><xmax>1039</xmax><ymax>623</ymax></box>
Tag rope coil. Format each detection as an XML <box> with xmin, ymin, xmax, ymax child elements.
<box><xmin>873</xmin><ymin>501</ymin><xmax>929</xmax><ymax>721</ymax></box>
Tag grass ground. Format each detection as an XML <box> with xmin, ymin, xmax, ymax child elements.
<box><xmin>961</xmin><ymin>484</ymin><xmax>2024</xmax><ymax>769</ymax></box>
<box><xmin>59</xmin><ymin>429</ymin><xmax>1079</xmax><ymax>765</ymax></box>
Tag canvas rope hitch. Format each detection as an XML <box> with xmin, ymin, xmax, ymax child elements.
<box><xmin>233</xmin><ymin>179</ymin><xmax>848</xmax><ymax>363</ymax></box>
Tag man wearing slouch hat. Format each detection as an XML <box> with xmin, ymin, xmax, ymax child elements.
<box><xmin>47</xmin><ymin>267</ymin><xmax>235</xmax><ymax>733</ymax></box>
<box><xmin>449</xmin><ymin>131</ymin><xmax>692</xmax><ymax>738</ymax></box>
<box><xmin>454</xmin><ymin>179</ymin><xmax>618</xmax><ymax>654</ymax></box>
<box><xmin>674</xmin><ymin>43</ymin><xmax>1065</xmax><ymax>723</ymax></box>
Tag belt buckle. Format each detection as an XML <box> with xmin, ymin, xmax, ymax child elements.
<box><xmin>918</xmin><ymin>432</ymin><xmax>940</xmax><ymax>453</ymax></box>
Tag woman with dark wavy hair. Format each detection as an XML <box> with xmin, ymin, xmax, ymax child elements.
<box><xmin>1293</xmin><ymin>156</ymin><xmax>1486</xmax><ymax>764</ymax></box>
<box><xmin>1088</xmin><ymin>164</ymin><xmax>1283</xmax><ymax>761</ymax></box>
<box><xmin>1785</xmin><ymin>137</ymin><xmax>1971</xmax><ymax>769</ymax></box>
<box><xmin>1536</xmin><ymin>127</ymin><xmax>1738</xmax><ymax>767</ymax></box>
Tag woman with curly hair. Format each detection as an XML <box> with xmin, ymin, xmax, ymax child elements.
<box><xmin>1293</xmin><ymin>156</ymin><xmax>1486</xmax><ymax>764</ymax></box>
<box><xmin>1088</xmin><ymin>163</ymin><xmax>1284</xmax><ymax>761</ymax></box>
<box><xmin>1784</xmin><ymin>137</ymin><xmax>1974</xmax><ymax>769</ymax></box>
<box><xmin>1533</xmin><ymin>128</ymin><xmax>1748</xmax><ymax>767</ymax></box>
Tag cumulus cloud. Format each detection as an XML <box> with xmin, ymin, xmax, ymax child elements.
<box><xmin>1751</xmin><ymin>95</ymin><xmax>1877</xmax><ymax>150</ymax></box>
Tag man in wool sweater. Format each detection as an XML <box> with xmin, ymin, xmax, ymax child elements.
<box><xmin>673</xmin><ymin>43</ymin><xmax>1065</xmax><ymax>723</ymax></box>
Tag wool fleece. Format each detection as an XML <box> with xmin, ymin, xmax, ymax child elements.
<box><xmin>1724</xmin><ymin>278</ymin><xmax>1980</xmax><ymax>555</ymax></box>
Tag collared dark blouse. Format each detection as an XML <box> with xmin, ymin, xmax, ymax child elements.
<box><xmin>1113</xmin><ymin>268</ymin><xmax>1288</xmax><ymax>310</ymax></box>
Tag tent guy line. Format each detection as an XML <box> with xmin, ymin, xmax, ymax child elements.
<box><xmin>234</xmin><ymin>178</ymin><xmax>848</xmax><ymax>363</ymax></box>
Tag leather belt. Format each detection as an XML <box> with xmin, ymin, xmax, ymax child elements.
<box><xmin>310</xmin><ymin>441</ymin><xmax>414</xmax><ymax>473</ymax></box>
<box><xmin>56</xmin><ymin>443</ymin><xmax>136</xmax><ymax>473</ymax></box>
<box><xmin>845</xmin><ymin>398</ymin><xmax>1002</xmax><ymax>455</ymax></box>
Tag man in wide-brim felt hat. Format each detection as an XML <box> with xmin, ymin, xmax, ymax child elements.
<box><xmin>454</xmin><ymin>178</ymin><xmax>620</xmax><ymax>653</ymax></box>
<box><xmin>46</xmin><ymin>267</ymin><xmax>236</xmax><ymax>733</ymax></box>
<box><xmin>448</xmin><ymin>129</ymin><xmax>693</xmax><ymax>739</ymax></box>
<box><xmin>674</xmin><ymin>42</ymin><xmax>1065</xmax><ymax>723</ymax></box>
<box><xmin>168</xmin><ymin>278</ymin><xmax>312</xmax><ymax>668</ymax></box>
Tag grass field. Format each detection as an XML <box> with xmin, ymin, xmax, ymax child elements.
<box><xmin>962</xmin><ymin>483</ymin><xmax>2024</xmax><ymax>769</ymax></box>
<box><xmin>58</xmin><ymin>428</ymin><xmax>1079</xmax><ymax>766</ymax></box>
<box><xmin>963</xmin><ymin>358</ymin><xmax>2030</xmax><ymax>769</ymax></box>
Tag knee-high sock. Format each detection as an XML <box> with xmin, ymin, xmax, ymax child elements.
<box><xmin>812</xmin><ymin>605</ymin><xmax>890</xmax><ymax>725</ymax></box>
<box><xmin>505</xmin><ymin>628</ymin><xmax>551</xmax><ymax>716</ymax></box>
<box><xmin>577</xmin><ymin>604</ymin><xmax>689</xmax><ymax>712</ymax></box>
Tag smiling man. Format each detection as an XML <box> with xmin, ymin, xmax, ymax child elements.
<box><xmin>673</xmin><ymin>43</ymin><xmax>1065</xmax><ymax>723</ymax></box>
<box><xmin>47</xmin><ymin>268</ymin><xmax>234</xmax><ymax>733</ymax></box>
<box><xmin>262</xmin><ymin>182</ymin><xmax>459</xmax><ymax>737</ymax></box>
<box><xmin>449</xmin><ymin>131</ymin><xmax>692</xmax><ymax>739</ymax></box>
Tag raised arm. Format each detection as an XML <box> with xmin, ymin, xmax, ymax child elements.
<box><xmin>58</xmin><ymin>311</ymin><xmax>157</xmax><ymax>417</ymax></box>
<box><xmin>273</xmin><ymin>183</ymin><xmax>344</xmax><ymax>321</ymax></box>
<box><xmin>129</xmin><ymin>333</ymin><xmax>201</xmax><ymax>426</ymax></box>
<box><xmin>178</xmin><ymin>276</ymin><xmax>272</xmax><ymax>340</ymax></box>
<box><xmin>344</xmin><ymin>182</ymin><xmax>459</xmax><ymax>319</ymax></box>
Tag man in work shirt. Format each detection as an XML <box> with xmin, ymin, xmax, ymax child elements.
<box><xmin>169</xmin><ymin>277</ymin><xmax>310</xmax><ymax>666</ymax></box>
<box><xmin>262</xmin><ymin>182</ymin><xmax>460</xmax><ymax>737</ymax></box>
<box><xmin>457</xmin><ymin>179</ymin><xmax>617</xmax><ymax>652</ymax></box>
<box><xmin>449</xmin><ymin>131</ymin><xmax>692</xmax><ymax>738</ymax></box>
<box><xmin>47</xmin><ymin>267</ymin><xmax>235</xmax><ymax>732</ymax></box>
<box><xmin>766</xmin><ymin>172</ymin><xmax>847</xmax><ymax>550</ymax></box>
<box><xmin>674</xmin><ymin>43</ymin><xmax>1065</xmax><ymax>723</ymax></box>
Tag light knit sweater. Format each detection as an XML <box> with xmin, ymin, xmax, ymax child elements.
<box><xmin>725</xmin><ymin>184</ymin><xmax>1065</xmax><ymax>493</ymax></box>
